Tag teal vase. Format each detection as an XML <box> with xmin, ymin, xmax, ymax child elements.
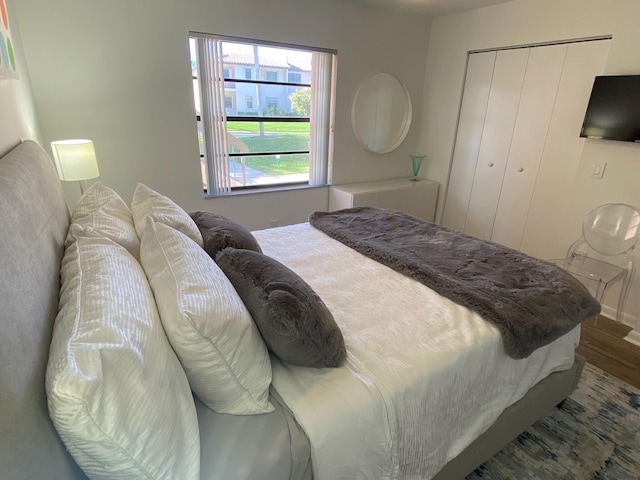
<box><xmin>409</xmin><ymin>155</ymin><xmax>426</xmax><ymax>181</ymax></box>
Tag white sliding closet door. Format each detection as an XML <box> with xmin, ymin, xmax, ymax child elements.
<box><xmin>491</xmin><ymin>44</ymin><xmax>567</xmax><ymax>248</ymax></box>
<box><xmin>521</xmin><ymin>40</ymin><xmax>611</xmax><ymax>256</ymax></box>
<box><xmin>464</xmin><ymin>48</ymin><xmax>529</xmax><ymax>241</ymax></box>
<box><xmin>442</xmin><ymin>51</ymin><xmax>496</xmax><ymax>232</ymax></box>
<box><xmin>443</xmin><ymin>39</ymin><xmax>610</xmax><ymax>251</ymax></box>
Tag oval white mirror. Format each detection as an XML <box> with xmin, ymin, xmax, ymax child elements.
<box><xmin>351</xmin><ymin>73</ymin><xmax>412</xmax><ymax>153</ymax></box>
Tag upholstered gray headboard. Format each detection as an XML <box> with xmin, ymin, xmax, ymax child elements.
<box><xmin>0</xmin><ymin>141</ymin><xmax>87</xmax><ymax>479</ymax></box>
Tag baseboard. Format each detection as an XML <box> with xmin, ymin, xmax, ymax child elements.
<box><xmin>623</xmin><ymin>329</ymin><xmax>640</xmax><ymax>348</ymax></box>
<box><xmin>597</xmin><ymin>305</ymin><xmax>640</xmax><ymax>348</ymax></box>
<box><xmin>599</xmin><ymin>304</ymin><xmax>637</xmax><ymax>329</ymax></box>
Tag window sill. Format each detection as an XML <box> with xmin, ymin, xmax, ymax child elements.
<box><xmin>204</xmin><ymin>183</ymin><xmax>328</xmax><ymax>198</ymax></box>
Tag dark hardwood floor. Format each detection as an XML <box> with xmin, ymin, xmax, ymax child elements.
<box><xmin>576</xmin><ymin>315</ymin><xmax>640</xmax><ymax>389</ymax></box>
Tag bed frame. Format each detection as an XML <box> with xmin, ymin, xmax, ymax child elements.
<box><xmin>0</xmin><ymin>140</ymin><xmax>585</xmax><ymax>479</ymax></box>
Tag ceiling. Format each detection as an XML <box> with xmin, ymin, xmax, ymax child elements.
<box><xmin>350</xmin><ymin>0</ymin><xmax>514</xmax><ymax>17</ymax></box>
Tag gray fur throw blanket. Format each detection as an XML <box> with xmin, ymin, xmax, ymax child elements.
<box><xmin>309</xmin><ymin>207</ymin><xmax>601</xmax><ymax>359</ymax></box>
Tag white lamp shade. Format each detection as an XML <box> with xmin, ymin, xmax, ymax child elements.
<box><xmin>50</xmin><ymin>139</ymin><xmax>100</xmax><ymax>181</ymax></box>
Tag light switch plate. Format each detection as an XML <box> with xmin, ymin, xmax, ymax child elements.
<box><xmin>591</xmin><ymin>162</ymin><xmax>607</xmax><ymax>179</ymax></box>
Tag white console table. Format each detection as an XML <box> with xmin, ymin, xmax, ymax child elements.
<box><xmin>329</xmin><ymin>178</ymin><xmax>439</xmax><ymax>222</ymax></box>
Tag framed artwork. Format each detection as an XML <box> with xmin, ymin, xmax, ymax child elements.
<box><xmin>0</xmin><ymin>0</ymin><xmax>18</xmax><ymax>79</ymax></box>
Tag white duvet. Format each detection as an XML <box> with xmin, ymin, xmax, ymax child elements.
<box><xmin>254</xmin><ymin>223</ymin><xmax>579</xmax><ymax>480</ymax></box>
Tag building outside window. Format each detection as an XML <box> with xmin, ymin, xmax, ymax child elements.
<box><xmin>189</xmin><ymin>34</ymin><xmax>336</xmax><ymax>194</ymax></box>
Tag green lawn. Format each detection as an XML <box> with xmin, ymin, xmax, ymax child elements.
<box><xmin>229</xmin><ymin>130</ymin><xmax>309</xmax><ymax>175</ymax></box>
<box><xmin>231</xmin><ymin>154</ymin><xmax>308</xmax><ymax>176</ymax></box>
<box><xmin>227</xmin><ymin>121</ymin><xmax>308</xmax><ymax>134</ymax></box>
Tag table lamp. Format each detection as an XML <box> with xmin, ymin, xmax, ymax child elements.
<box><xmin>50</xmin><ymin>139</ymin><xmax>100</xmax><ymax>194</ymax></box>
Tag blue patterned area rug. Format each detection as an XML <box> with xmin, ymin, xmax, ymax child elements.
<box><xmin>466</xmin><ymin>363</ymin><xmax>640</xmax><ymax>480</ymax></box>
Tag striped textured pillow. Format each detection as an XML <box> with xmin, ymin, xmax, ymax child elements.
<box><xmin>46</xmin><ymin>236</ymin><xmax>200</xmax><ymax>480</ymax></box>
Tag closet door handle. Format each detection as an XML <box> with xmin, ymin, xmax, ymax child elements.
<box><xmin>488</xmin><ymin>162</ymin><xmax>494</xmax><ymax>167</ymax></box>
<box><xmin>517</xmin><ymin>167</ymin><xmax>524</xmax><ymax>173</ymax></box>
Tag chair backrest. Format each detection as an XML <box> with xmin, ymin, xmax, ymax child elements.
<box><xmin>582</xmin><ymin>203</ymin><xmax>640</xmax><ymax>256</ymax></box>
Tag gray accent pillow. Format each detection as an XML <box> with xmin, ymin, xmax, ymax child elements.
<box><xmin>215</xmin><ymin>247</ymin><xmax>346</xmax><ymax>368</ymax></box>
<box><xmin>190</xmin><ymin>211</ymin><xmax>262</xmax><ymax>258</ymax></box>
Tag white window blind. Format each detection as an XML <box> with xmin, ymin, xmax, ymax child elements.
<box><xmin>197</xmin><ymin>37</ymin><xmax>231</xmax><ymax>195</ymax></box>
<box><xmin>309</xmin><ymin>51</ymin><xmax>336</xmax><ymax>186</ymax></box>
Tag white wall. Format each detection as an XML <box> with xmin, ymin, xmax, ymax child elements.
<box><xmin>420</xmin><ymin>0</ymin><xmax>640</xmax><ymax>330</ymax></box>
<box><xmin>13</xmin><ymin>0</ymin><xmax>431</xmax><ymax>229</ymax></box>
<box><xmin>0</xmin><ymin>0</ymin><xmax>39</xmax><ymax>156</ymax></box>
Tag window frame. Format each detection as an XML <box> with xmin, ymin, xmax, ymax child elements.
<box><xmin>190</xmin><ymin>32</ymin><xmax>337</xmax><ymax>196</ymax></box>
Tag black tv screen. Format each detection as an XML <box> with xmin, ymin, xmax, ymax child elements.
<box><xmin>580</xmin><ymin>75</ymin><xmax>640</xmax><ymax>143</ymax></box>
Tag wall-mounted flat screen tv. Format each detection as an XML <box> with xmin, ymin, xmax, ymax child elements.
<box><xmin>580</xmin><ymin>75</ymin><xmax>640</xmax><ymax>143</ymax></box>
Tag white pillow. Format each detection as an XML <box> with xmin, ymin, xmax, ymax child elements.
<box><xmin>66</xmin><ymin>182</ymin><xmax>140</xmax><ymax>258</ymax></box>
<box><xmin>139</xmin><ymin>218</ymin><xmax>273</xmax><ymax>415</ymax></box>
<box><xmin>46</xmin><ymin>236</ymin><xmax>200</xmax><ymax>480</ymax></box>
<box><xmin>131</xmin><ymin>183</ymin><xmax>203</xmax><ymax>247</ymax></box>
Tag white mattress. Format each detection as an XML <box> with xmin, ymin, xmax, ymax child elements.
<box><xmin>254</xmin><ymin>223</ymin><xmax>580</xmax><ymax>480</ymax></box>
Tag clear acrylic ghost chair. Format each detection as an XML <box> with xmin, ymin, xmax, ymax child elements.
<box><xmin>550</xmin><ymin>203</ymin><xmax>640</xmax><ymax>323</ymax></box>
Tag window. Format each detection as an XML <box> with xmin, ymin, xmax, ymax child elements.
<box><xmin>265</xmin><ymin>97</ymin><xmax>278</xmax><ymax>109</ymax></box>
<box><xmin>265</xmin><ymin>71</ymin><xmax>278</xmax><ymax>82</ymax></box>
<box><xmin>223</xmin><ymin>68</ymin><xmax>230</xmax><ymax>78</ymax></box>
<box><xmin>225</xmin><ymin>96</ymin><xmax>233</xmax><ymax>109</ymax></box>
<box><xmin>190</xmin><ymin>33</ymin><xmax>336</xmax><ymax>194</ymax></box>
<box><xmin>288</xmin><ymin>72</ymin><xmax>302</xmax><ymax>83</ymax></box>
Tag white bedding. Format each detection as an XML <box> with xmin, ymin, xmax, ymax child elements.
<box><xmin>254</xmin><ymin>223</ymin><xmax>580</xmax><ymax>480</ymax></box>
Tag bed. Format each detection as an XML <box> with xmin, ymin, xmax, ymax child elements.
<box><xmin>0</xmin><ymin>139</ymin><xmax>589</xmax><ymax>480</ymax></box>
